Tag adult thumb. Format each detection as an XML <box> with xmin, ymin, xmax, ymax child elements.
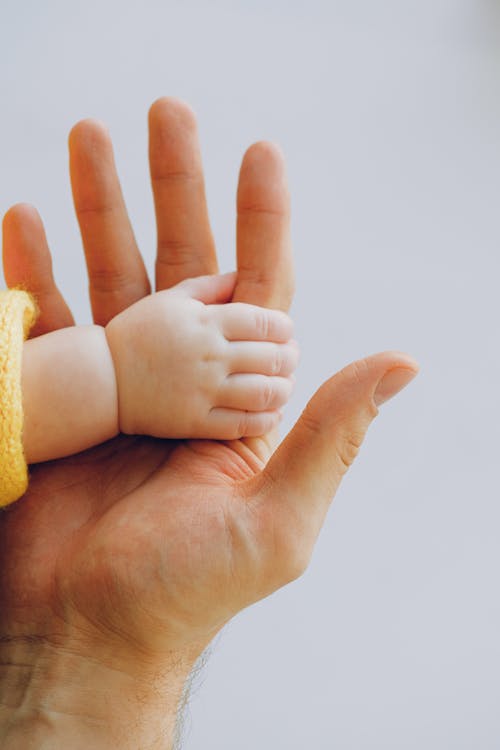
<box><xmin>251</xmin><ymin>351</ymin><xmax>419</xmax><ymax>551</ymax></box>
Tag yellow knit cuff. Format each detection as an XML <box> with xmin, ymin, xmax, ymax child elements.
<box><xmin>0</xmin><ymin>290</ymin><xmax>38</xmax><ymax>508</ymax></box>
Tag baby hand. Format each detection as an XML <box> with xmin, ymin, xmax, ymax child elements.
<box><xmin>105</xmin><ymin>273</ymin><xmax>299</xmax><ymax>439</ymax></box>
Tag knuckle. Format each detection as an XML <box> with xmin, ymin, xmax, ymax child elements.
<box><xmin>254</xmin><ymin>309</ymin><xmax>270</xmax><ymax>339</ymax></box>
<box><xmin>236</xmin><ymin>412</ymin><xmax>250</xmax><ymax>437</ymax></box>
<box><xmin>338</xmin><ymin>357</ymin><xmax>378</xmax><ymax>419</ymax></box>
<box><xmin>76</xmin><ymin>203</ymin><xmax>114</xmax><ymax>218</ymax></box>
<box><xmin>90</xmin><ymin>266</ymin><xmax>137</xmax><ymax>295</ymax></box>
<box><xmin>270</xmin><ymin>349</ymin><xmax>282</xmax><ymax>376</ymax></box>
<box><xmin>201</xmin><ymin>346</ymin><xmax>221</xmax><ymax>366</ymax></box>
<box><xmin>198</xmin><ymin>303</ymin><xmax>215</xmax><ymax>329</ymax></box>
<box><xmin>152</xmin><ymin>168</ymin><xmax>200</xmax><ymax>185</ymax></box>
<box><xmin>343</xmin><ymin>357</ymin><xmax>371</xmax><ymax>386</ymax></box>
<box><xmin>259</xmin><ymin>379</ymin><xmax>274</xmax><ymax>409</ymax></box>
<box><xmin>156</xmin><ymin>240</ymin><xmax>197</xmax><ymax>265</ymax></box>
<box><xmin>279</xmin><ymin>344</ymin><xmax>298</xmax><ymax>377</ymax></box>
<box><xmin>300</xmin><ymin>409</ymin><xmax>323</xmax><ymax>439</ymax></box>
<box><xmin>236</xmin><ymin>264</ymin><xmax>280</xmax><ymax>288</ymax></box>
<box><xmin>337</xmin><ymin>429</ymin><xmax>364</xmax><ymax>474</ymax></box>
<box><xmin>238</xmin><ymin>204</ymin><xmax>287</xmax><ymax>219</ymax></box>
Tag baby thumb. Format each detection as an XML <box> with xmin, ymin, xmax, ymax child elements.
<box><xmin>177</xmin><ymin>271</ymin><xmax>237</xmax><ymax>304</ymax></box>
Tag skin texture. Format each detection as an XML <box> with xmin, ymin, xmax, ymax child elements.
<box><xmin>0</xmin><ymin>98</ymin><xmax>419</xmax><ymax>749</ymax></box>
<box><xmin>20</xmin><ymin>272</ymin><xmax>298</xmax><ymax>464</ymax></box>
<box><xmin>105</xmin><ymin>272</ymin><xmax>298</xmax><ymax>439</ymax></box>
<box><xmin>21</xmin><ymin>324</ymin><xmax>118</xmax><ymax>464</ymax></box>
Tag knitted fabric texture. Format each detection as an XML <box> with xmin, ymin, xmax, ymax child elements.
<box><xmin>0</xmin><ymin>290</ymin><xmax>38</xmax><ymax>508</ymax></box>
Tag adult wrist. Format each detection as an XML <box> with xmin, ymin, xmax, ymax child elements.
<box><xmin>0</xmin><ymin>634</ymin><xmax>197</xmax><ymax>749</ymax></box>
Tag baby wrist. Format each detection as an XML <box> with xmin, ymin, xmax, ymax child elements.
<box><xmin>104</xmin><ymin>315</ymin><xmax>136</xmax><ymax>435</ymax></box>
<box><xmin>21</xmin><ymin>324</ymin><xmax>120</xmax><ymax>463</ymax></box>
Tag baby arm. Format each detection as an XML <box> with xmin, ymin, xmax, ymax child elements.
<box><xmin>20</xmin><ymin>272</ymin><xmax>297</xmax><ymax>463</ymax></box>
<box><xmin>21</xmin><ymin>325</ymin><xmax>118</xmax><ymax>464</ymax></box>
<box><xmin>105</xmin><ymin>272</ymin><xmax>299</xmax><ymax>440</ymax></box>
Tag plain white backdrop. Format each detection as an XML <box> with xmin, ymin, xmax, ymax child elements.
<box><xmin>1</xmin><ymin>1</ymin><xmax>500</xmax><ymax>747</ymax></box>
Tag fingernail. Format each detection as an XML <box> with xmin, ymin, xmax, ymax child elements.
<box><xmin>374</xmin><ymin>367</ymin><xmax>419</xmax><ymax>406</ymax></box>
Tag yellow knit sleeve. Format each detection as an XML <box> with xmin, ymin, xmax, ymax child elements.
<box><xmin>0</xmin><ymin>290</ymin><xmax>38</xmax><ymax>508</ymax></box>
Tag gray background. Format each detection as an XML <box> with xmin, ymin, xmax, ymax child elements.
<box><xmin>1</xmin><ymin>1</ymin><xmax>500</xmax><ymax>747</ymax></box>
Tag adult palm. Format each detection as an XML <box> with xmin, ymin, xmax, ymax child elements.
<box><xmin>0</xmin><ymin>99</ymin><xmax>417</xmax><ymax>671</ymax></box>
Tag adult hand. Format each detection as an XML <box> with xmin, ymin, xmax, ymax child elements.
<box><xmin>0</xmin><ymin>99</ymin><xmax>418</xmax><ymax>749</ymax></box>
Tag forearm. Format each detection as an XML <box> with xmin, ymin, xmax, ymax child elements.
<box><xmin>21</xmin><ymin>325</ymin><xmax>119</xmax><ymax>464</ymax></box>
<box><xmin>0</xmin><ymin>637</ymin><xmax>194</xmax><ymax>750</ymax></box>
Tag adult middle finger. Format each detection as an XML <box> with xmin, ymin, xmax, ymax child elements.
<box><xmin>149</xmin><ymin>97</ymin><xmax>218</xmax><ymax>290</ymax></box>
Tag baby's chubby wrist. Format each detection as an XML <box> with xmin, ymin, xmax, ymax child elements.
<box><xmin>103</xmin><ymin>290</ymin><xmax>186</xmax><ymax>437</ymax></box>
<box><xmin>22</xmin><ymin>324</ymin><xmax>120</xmax><ymax>463</ymax></box>
<box><xmin>104</xmin><ymin>303</ymin><xmax>150</xmax><ymax>436</ymax></box>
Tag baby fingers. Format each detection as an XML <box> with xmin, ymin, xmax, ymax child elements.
<box><xmin>213</xmin><ymin>302</ymin><xmax>293</xmax><ymax>343</ymax></box>
<box><xmin>206</xmin><ymin>408</ymin><xmax>282</xmax><ymax>440</ymax></box>
<box><xmin>227</xmin><ymin>340</ymin><xmax>299</xmax><ymax>377</ymax></box>
<box><xmin>217</xmin><ymin>373</ymin><xmax>294</xmax><ymax>411</ymax></box>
